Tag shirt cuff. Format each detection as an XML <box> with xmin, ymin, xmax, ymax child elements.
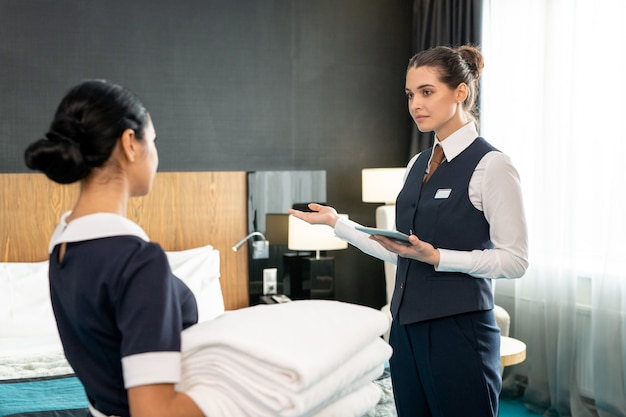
<box><xmin>437</xmin><ymin>248</ymin><xmax>473</xmax><ymax>273</ymax></box>
<box><xmin>334</xmin><ymin>216</ymin><xmax>359</xmax><ymax>240</ymax></box>
<box><xmin>122</xmin><ymin>351</ymin><xmax>181</xmax><ymax>388</ymax></box>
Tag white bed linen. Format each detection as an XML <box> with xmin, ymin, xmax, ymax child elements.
<box><xmin>0</xmin><ymin>336</ymin><xmax>72</xmax><ymax>379</ymax></box>
<box><xmin>165</xmin><ymin>244</ymin><xmax>224</xmax><ymax>322</ymax></box>
<box><xmin>180</xmin><ymin>299</ymin><xmax>392</xmax><ymax>417</ymax></box>
<box><xmin>0</xmin><ymin>261</ymin><xmax>58</xmax><ymax>340</ymax></box>
<box><xmin>0</xmin><ymin>245</ymin><xmax>224</xmax><ymax>380</ymax></box>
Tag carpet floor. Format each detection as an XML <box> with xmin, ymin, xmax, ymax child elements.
<box><xmin>500</xmin><ymin>397</ymin><xmax>540</xmax><ymax>416</ymax></box>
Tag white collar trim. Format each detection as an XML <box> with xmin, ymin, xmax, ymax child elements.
<box><xmin>49</xmin><ymin>211</ymin><xmax>150</xmax><ymax>254</ymax></box>
<box><xmin>434</xmin><ymin>122</ymin><xmax>478</xmax><ymax>162</ymax></box>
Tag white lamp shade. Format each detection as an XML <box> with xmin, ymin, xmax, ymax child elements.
<box><xmin>288</xmin><ymin>214</ymin><xmax>348</xmax><ymax>251</ymax></box>
<box><xmin>362</xmin><ymin>168</ymin><xmax>406</xmax><ymax>204</ymax></box>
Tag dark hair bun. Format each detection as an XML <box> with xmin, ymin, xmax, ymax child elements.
<box><xmin>24</xmin><ymin>134</ymin><xmax>88</xmax><ymax>184</ymax></box>
<box><xmin>23</xmin><ymin>79</ymin><xmax>148</xmax><ymax>184</ymax></box>
<box><xmin>457</xmin><ymin>45</ymin><xmax>484</xmax><ymax>79</ymax></box>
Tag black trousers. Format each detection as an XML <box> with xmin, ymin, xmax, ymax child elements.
<box><xmin>389</xmin><ymin>309</ymin><xmax>502</xmax><ymax>417</ymax></box>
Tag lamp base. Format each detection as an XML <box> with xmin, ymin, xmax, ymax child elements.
<box><xmin>283</xmin><ymin>253</ymin><xmax>334</xmax><ymax>300</ymax></box>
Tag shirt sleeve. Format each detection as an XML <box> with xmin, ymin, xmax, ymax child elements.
<box><xmin>437</xmin><ymin>151</ymin><xmax>529</xmax><ymax>279</ymax></box>
<box><xmin>116</xmin><ymin>243</ymin><xmax>184</xmax><ymax>387</ymax></box>
<box><xmin>334</xmin><ymin>217</ymin><xmax>398</xmax><ymax>265</ymax></box>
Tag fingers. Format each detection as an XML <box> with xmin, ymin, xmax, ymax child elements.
<box><xmin>287</xmin><ymin>209</ymin><xmax>310</xmax><ymax>222</ymax></box>
<box><xmin>287</xmin><ymin>208</ymin><xmax>322</xmax><ymax>225</ymax></box>
<box><xmin>372</xmin><ymin>233</ymin><xmax>430</xmax><ymax>258</ymax></box>
<box><xmin>288</xmin><ymin>203</ymin><xmax>323</xmax><ymax>216</ymax></box>
<box><xmin>308</xmin><ymin>202</ymin><xmax>324</xmax><ymax>212</ymax></box>
<box><xmin>287</xmin><ymin>203</ymin><xmax>341</xmax><ymax>228</ymax></box>
<box><xmin>370</xmin><ymin>235</ymin><xmax>405</xmax><ymax>252</ymax></box>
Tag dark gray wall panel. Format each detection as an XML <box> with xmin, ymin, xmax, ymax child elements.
<box><xmin>1</xmin><ymin>0</ymin><xmax>413</xmax><ymax>308</ymax></box>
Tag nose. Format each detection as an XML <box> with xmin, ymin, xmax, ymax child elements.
<box><xmin>409</xmin><ymin>96</ymin><xmax>421</xmax><ymax>113</ymax></box>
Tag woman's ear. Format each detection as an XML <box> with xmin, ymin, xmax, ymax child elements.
<box><xmin>119</xmin><ymin>129</ymin><xmax>137</xmax><ymax>162</ymax></box>
<box><xmin>456</xmin><ymin>83</ymin><xmax>468</xmax><ymax>103</ymax></box>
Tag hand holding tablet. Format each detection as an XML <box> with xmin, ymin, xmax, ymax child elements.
<box><xmin>355</xmin><ymin>226</ymin><xmax>412</xmax><ymax>245</ymax></box>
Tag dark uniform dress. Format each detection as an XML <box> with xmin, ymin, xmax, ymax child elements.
<box><xmin>48</xmin><ymin>212</ymin><xmax>198</xmax><ymax>417</ymax></box>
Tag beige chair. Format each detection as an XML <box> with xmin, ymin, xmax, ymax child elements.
<box><xmin>493</xmin><ymin>293</ymin><xmax>511</xmax><ymax>336</ymax></box>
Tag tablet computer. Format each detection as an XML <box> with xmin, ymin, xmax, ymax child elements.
<box><xmin>355</xmin><ymin>226</ymin><xmax>411</xmax><ymax>245</ymax></box>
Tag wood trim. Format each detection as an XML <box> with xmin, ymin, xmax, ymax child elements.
<box><xmin>1</xmin><ymin>172</ymin><xmax>249</xmax><ymax>310</ymax></box>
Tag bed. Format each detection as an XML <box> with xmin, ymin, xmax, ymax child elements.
<box><xmin>0</xmin><ymin>172</ymin><xmax>396</xmax><ymax>417</ymax></box>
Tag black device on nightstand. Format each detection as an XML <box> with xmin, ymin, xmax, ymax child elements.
<box><xmin>259</xmin><ymin>294</ymin><xmax>292</xmax><ymax>304</ymax></box>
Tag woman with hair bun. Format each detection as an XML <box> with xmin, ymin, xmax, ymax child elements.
<box><xmin>24</xmin><ymin>80</ymin><xmax>205</xmax><ymax>417</ymax></box>
<box><xmin>290</xmin><ymin>45</ymin><xmax>529</xmax><ymax>416</ymax></box>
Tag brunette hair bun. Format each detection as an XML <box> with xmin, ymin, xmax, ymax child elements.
<box><xmin>456</xmin><ymin>45</ymin><xmax>484</xmax><ymax>80</ymax></box>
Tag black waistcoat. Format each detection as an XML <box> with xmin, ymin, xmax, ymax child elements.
<box><xmin>392</xmin><ymin>137</ymin><xmax>497</xmax><ymax>324</ymax></box>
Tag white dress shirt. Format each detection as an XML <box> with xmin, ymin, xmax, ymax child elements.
<box><xmin>335</xmin><ymin>123</ymin><xmax>529</xmax><ymax>280</ymax></box>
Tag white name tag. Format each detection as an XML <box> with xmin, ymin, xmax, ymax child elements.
<box><xmin>434</xmin><ymin>188</ymin><xmax>452</xmax><ymax>199</ymax></box>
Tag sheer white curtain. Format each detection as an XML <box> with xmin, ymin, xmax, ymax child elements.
<box><xmin>481</xmin><ymin>1</ymin><xmax>626</xmax><ymax>416</ymax></box>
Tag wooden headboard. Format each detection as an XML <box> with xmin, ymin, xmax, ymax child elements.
<box><xmin>0</xmin><ymin>172</ymin><xmax>249</xmax><ymax>310</ymax></box>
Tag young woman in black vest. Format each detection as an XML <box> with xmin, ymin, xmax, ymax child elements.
<box><xmin>289</xmin><ymin>45</ymin><xmax>529</xmax><ymax>417</ymax></box>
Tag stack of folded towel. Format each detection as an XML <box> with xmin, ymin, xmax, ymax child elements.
<box><xmin>178</xmin><ymin>299</ymin><xmax>392</xmax><ymax>417</ymax></box>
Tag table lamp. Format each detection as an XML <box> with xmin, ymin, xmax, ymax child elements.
<box><xmin>361</xmin><ymin>168</ymin><xmax>406</xmax><ymax>229</ymax></box>
<box><xmin>287</xmin><ymin>214</ymin><xmax>348</xmax><ymax>299</ymax></box>
<box><xmin>361</xmin><ymin>167</ymin><xmax>405</xmax><ymax>319</ymax></box>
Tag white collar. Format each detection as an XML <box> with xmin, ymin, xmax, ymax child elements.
<box><xmin>49</xmin><ymin>211</ymin><xmax>150</xmax><ymax>254</ymax></box>
<box><xmin>434</xmin><ymin>122</ymin><xmax>479</xmax><ymax>162</ymax></box>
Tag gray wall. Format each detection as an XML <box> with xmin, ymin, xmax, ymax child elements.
<box><xmin>1</xmin><ymin>0</ymin><xmax>413</xmax><ymax>308</ymax></box>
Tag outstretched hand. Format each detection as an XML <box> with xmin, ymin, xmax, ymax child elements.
<box><xmin>289</xmin><ymin>203</ymin><xmax>440</xmax><ymax>266</ymax></box>
<box><xmin>287</xmin><ymin>203</ymin><xmax>340</xmax><ymax>228</ymax></box>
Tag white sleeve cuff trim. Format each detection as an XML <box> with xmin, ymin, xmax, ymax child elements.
<box><xmin>437</xmin><ymin>248</ymin><xmax>473</xmax><ymax>273</ymax></box>
<box><xmin>122</xmin><ymin>351</ymin><xmax>181</xmax><ymax>388</ymax></box>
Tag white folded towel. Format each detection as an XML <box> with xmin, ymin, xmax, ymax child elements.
<box><xmin>181</xmin><ymin>300</ymin><xmax>390</xmax><ymax>390</ymax></box>
<box><xmin>183</xmin><ymin>361</ymin><xmax>384</xmax><ymax>417</ymax></box>
<box><xmin>309</xmin><ymin>382</ymin><xmax>382</xmax><ymax>417</ymax></box>
<box><xmin>179</xmin><ymin>300</ymin><xmax>392</xmax><ymax>417</ymax></box>
<box><xmin>185</xmin><ymin>379</ymin><xmax>383</xmax><ymax>417</ymax></box>
<box><xmin>181</xmin><ymin>339</ymin><xmax>390</xmax><ymax>417</ymax></box>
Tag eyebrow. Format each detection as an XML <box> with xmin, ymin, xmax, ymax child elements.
<box><xmin>405</xmin><ymin>84</ymin><xmax>435</xmax><ymax>92</ymax></box>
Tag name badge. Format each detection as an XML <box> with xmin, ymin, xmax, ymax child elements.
<box><xmin>434</xmin><ymin>188</ymin><xmax>452</xmax><ymax>199</ymax></box>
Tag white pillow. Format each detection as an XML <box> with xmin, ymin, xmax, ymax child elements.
<box><xmin>0</xmin><ymin>261</ymin><xmax>58</xmax><ymax>339</ymax></box>
<box><xmin>0</xmin><ymin>245</ymin><xmax>224</xmax><ymax>341</ymax></box>
<box><xmin>165</xmin><ymin>245</ymin><xmax>224</xmax><ymax>322</ymax></box>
